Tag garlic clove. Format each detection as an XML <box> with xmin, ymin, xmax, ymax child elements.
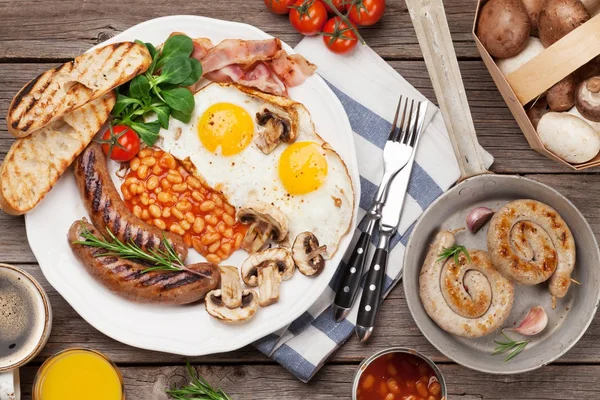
<box><xmin>514</xmin><ymin>306</ymin><xmax>548</xmax><ymax>336</ymax></box>
<box><xmin>466</xmin><ymin>207</ymin><xmax>494</xmax><ymax>233</ymax></box>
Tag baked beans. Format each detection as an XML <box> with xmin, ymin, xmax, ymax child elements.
<box><xmin>357</xmin><ymin>352</ymin><xmax>443</xmax><ymax>400</ymax></box>
<box><xmin>121</xmin><ymin>148</ymin><xmax>247</xmax><ymax>263</ymax></box>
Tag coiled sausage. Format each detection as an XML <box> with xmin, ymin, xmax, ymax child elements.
<box><xmin>487</xmin><ymin>199</ymin><xmax>575</xmax><ymax>298</ymax></box>
<box><xmin>419</xmin><ymin>230</ymin><xmax>515</xmax><ymax>338</ymax></box>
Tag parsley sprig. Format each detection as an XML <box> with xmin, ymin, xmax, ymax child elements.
<box><xmin>112</xmin><ymin>35</ymin><xmax>202</xmax><ymax>146</ymax></box>
<box><xmin>166</xmin><ymin>361</ymin><xmax>232</xmax><ymax>400</ymax></box>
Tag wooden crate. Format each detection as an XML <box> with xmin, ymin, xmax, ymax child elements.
<box><xmin>472</xmin><ymin>0</ymin><xmax>600</xmax><ymax>169</ymax></box>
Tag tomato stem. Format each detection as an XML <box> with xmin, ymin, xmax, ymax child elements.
<box><xmin>321</xmin><ymin>0</ymin><xmax>366</xmax><ymax>44</ymax></box>
<box><xmin>95</xmin><ymin>124</ymin><xmax>127</xmax><ymax>160</ymax></box>
<box><xmin>289</xmin><ymin>0</ymin><xmax>316</xmax><ymax>18</ymax></box>
<box><xmin>321</xmin><ymin>18</ymin><xmax>356</xmax><ymax>45</ymax></box>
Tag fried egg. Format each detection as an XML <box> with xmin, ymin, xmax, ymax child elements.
<box><xmin>158</xmin><ymin>83</ymin><xmax>354</xmax><ymax>257</ymax></box>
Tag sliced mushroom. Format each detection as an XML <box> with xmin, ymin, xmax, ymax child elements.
<box><xmin>255</xmin><ymin>108</ymin><xmax>297</xmax><ymax>154</ymax></box>
<box><xmin>241</xmin><ymin>248</ymin><xmax>295</xmax><ymax>307</ymax></box>
<box><xmin>236</xmin><ymin>201</ymin><xmax>288</xmax><ymax>253</ymax></box>
<box><xmin>576</xmin><ymin>76</ymin><xmax>600</xmax><ymax>122</ymax></box>
<box><xmin>218</xmin><ymin>265</ymin><xmax>242</xmax><ymax>309</ymax></box>
<box><xmin>292</xmin><ymin>232</ymin><xmax>327</xmax><ymax>276</ymax></box>
<box><xmin>205</xmin><ymin>289</ymin><xmax>259</xmax><ymax>324</ymax></box>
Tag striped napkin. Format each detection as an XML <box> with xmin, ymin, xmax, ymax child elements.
<box><xmin>253</xmin><ymin>36</ymin><xmax>493</xmax><ymax>382</ymax></box>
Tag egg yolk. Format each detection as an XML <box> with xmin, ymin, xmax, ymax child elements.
<box><xmin>279</xmin><ymin>141</ymin><xmax>328</xmax><ymax>195</ymax></box>
<box><xmin>198</xmin><ymin>103</ymin><xmax>254</xmax><ymax>156</ymax></box>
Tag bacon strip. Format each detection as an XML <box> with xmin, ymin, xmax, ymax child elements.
<box><xmin>191</xmin><ymin>38</ymin><xmax>214</xmax><ymax>60</ymax></box>
<box><xmin>267</xmin><ymin>51</ymin><xmax>317</xmax><ymax>87</ymax></box>
<box><xmin>185</xmin><ymin>37</ymin><xmax>316</xmax><ymax>96</ymax></box>
<box><xmin>200</xmin><ymin>38</ymin><xmax>282</xmax><ymax>74</ymax></box>
<box><xmin>204</xmin><ymin>63</ymin><xmax>287</xmax><ymax>96</ymax></box>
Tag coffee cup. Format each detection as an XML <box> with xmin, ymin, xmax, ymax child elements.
<box><xmin>0</xmin><ymin>264</ymin><xmax>52</xmax><ymax>400</ymax></box>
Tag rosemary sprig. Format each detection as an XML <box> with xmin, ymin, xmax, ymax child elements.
<box><xmin>492</xmin><ymin>330</ymin><xmax>530</xmax><ymax>362</ymax></box>
<box><xmin>166</xmin><ymin>361</ymin><xmax>232</xmax><ymax>400</ymax></box>
<box><xmin>72</xmin><ymin>223</ymin><xmax>206</xmax><ymax>276</ymax></box>
<box><xmin>437</xmin><ymin>244</ymin><xmax>471</xmax><ymax>264</ymax></box>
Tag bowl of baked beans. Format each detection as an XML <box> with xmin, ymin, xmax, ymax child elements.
<box><xmin>352</xmin><ymin>348</ymin><xmax>446</xmax><ymax>400</ymax></box>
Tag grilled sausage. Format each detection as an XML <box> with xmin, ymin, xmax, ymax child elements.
<box><xmin>74</xmin><ymin>143</ymin><xmax>188</xmax><ymax>261</ymax></box>
<box><xmin>487</xmin><ymin>199</ymin><xmax>576</xmax><ymax>298</ymax></box>
<box><xmin>68</xmin><ymin>219</ymin><xmax>220</xmax><ymax>304</ymax></box>
<box><xmin>419</xmin><ymin>230</ymin><xmax>515</xmax><ymax>338</ymax></box>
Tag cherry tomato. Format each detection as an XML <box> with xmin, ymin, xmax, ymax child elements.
<box><xmin>289</xmin><ymin>0</ymin><xmax>328</xmax><ymax>36</ymax></box>
<box><xmin>100</xmin><ymin>124</ymin><xmax>140</xmax><ymax>162</ymax></box>
<box><xmin>322</xmin><ymin>17</ymin><xmax>358</xmax><ymax>54</ymax></box>
<box><xmin>323</xmin><ymin>0</ymin><xmax>347</xmax><ymax>14</ymax></box>
<box><xmin>264</xmin><ymin>0</ymin><xmax>295</xmax><ymax>14</ymax></box>
<box><xmin>348</xmin><ymin>0</ymin><xmax>385</xmax><ymax>26</ymax></box>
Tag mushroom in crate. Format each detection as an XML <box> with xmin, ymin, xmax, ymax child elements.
<box><xmin>292</xmin><ymin>232</ymin><xmax>327</xmax><ymax>276</ymax></box>
<box><xmin>476</xmin><ymin>0</ymin><xmax>531</xmax><ymax>59</ymax></box>
<box><xmin>536</xmin><ymin>112</ymin><xmax>600</xmax><ymax>163</ymax></box>
<box><xmin>205</xmin><ymin>266</ymin><xmax>259</xmax><ymax>324</ymax></box>
<box><xmin>241</xmin><ymin>248</ymin><xmax>295</xmax><ymax>307</ymax></box>
<box><xmin>236</xmin><ymin>201</ymin><xmax>288</xmax><ymax>253</ymax></box>
<box><xmin>538</xmin><ymin>0</ymin><xmax>591</xmax><ymax>47</ymax></box>
<box><xmin>575</xmin><ymin>76</ymin><xmax>600</xmax><ymax>120</ymax></box>
<box><xmin>475</xmin><ymin>0</ymin><xmax>600</xmax><ymax>167</ymax></box>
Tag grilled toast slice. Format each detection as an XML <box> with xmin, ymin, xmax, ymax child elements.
<box><xmin>0</xmin><ymin>92</ymin><xmax>116</xmax><ymax>215</ymax></box>
<box><xmin>7</xmin><ymin>42</ymin><xmax>150</xmax><ymax>138</ymax></box>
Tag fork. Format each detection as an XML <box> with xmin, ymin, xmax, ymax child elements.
<box><xmin>355</xmin><ymin>99</ymin><xmax>428</xmax><ymax>342</ymax></box>
<box><xmin>333</xmin><ymin>96</ymin><xmax>420</xmax><ymax>322</ymax></box>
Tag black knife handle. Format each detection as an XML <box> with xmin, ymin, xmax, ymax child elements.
<box><xmin>334</xmin><ymin>231</ymin><xmax>371</xmax><ymax>309</ymax></box>
<box><xmin>356</xmin><ymin>247</ymin><xmax>388</xmax><ymax>330</ymax></box>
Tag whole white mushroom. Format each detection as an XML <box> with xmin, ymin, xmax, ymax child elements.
<box><xmin>497</xmin><ymin>37</ymin><xmax>544</xmax><ymax>77</ymax></box>
<box><xmin>537</xmin><ymin>112</ymin><xmax>600</xmax><ymax>163</ymax></box>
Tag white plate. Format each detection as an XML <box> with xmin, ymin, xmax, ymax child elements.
<box><xmin>25</xmin><ymin>15</ymin><xmax>360</xmax><ymax>356</ymax></box>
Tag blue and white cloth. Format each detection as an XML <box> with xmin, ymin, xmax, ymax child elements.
<box><xmin>253</xmin><ymin>36</ymin><xmax>493</xmax><ymax>382</ymax></box>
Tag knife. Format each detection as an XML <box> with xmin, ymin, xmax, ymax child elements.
<box><xmin>355</xmin><ymin>101</ymin><xmax>429</xmax><ymax>342</ymax></box>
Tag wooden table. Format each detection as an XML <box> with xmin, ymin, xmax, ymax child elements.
<box><xmin>2</xmin><ymin>0</ymin><xmax>600</xmax><ymax>398</ymax></box>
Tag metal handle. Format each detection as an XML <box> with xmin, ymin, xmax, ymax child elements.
<box><xmin>405</xmin><ymin>0</ymin><xmax>489</xmax><ymax>181</ymax></box>
<box><xmin>355</xmin><ymin>235</ymin><xmax>390</xmax><ymax>342</ymax></box>
<box><xmin>333</xmin><ymin>231</ymin><xmax>372</xmax><ymax>321</ymax></box>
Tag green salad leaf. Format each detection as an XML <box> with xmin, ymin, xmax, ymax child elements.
<box><xmin>110</xmin><ymin>34</ymin><xmax>201</xmax><ymax>146</ymax></box>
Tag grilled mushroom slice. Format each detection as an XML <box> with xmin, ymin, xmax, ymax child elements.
<box><xmin>241</xmin><ymin>248</ymin><xmax>295</xmax><ymax>307</ymax></box>
<box><xmin>218</xmin><ymin>265</ymin><xmax>242</xmax><ymax>309</ymax></box>
<box><xmin>292</xmin><ymin>232</ymin><xmax>327</xmax><ymax>276</ymax></box>
<box><xmin>236</xmin><ymin>201</ymin><xmax>288</xmax><ymax>253</ymax></box>
<box><xmin>576</xmin><ymin>76</ymin><xmax>600</xmax><ymax>122</ymax></box>
<box><xmin>255</xmin><ymin>108</ymin><xmax>297</xmax><ymax>154</ymax></box>
<box><xmin>205</xmin><ymin>289</ymin><xmax>259</xmax><ymax>324</ymax></box>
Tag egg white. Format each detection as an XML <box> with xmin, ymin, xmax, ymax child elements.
<box><xmin>157</xmin><ymin>83</ymin><xmax>354</xmax><ymax>257</ymax></box>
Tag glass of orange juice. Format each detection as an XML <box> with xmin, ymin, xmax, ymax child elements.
<box><xmin>33</xmin><ymin>348</ymin><xmax>124</xmax><ymax>400</ymax></box>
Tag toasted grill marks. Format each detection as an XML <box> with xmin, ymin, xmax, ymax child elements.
<box><xmin>73</xmin><ymin>143</ymin><xmax>188</xmax><ymax>261</ymax></box>
<box><xmin>0</xmin><ymin>93</ymin><xmax>115</xmax><ymax>215</ymax></box>
<box><xmin>7</xmin><ymin>41</ymin><xmax>151</xmax><ymax>138</ymax></box>
<box><xmin>68</xmin><ymin>220</ymin><xmax>220</xmax><ymax>304</ymax></box>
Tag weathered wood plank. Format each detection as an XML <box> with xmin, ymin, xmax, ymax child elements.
<box><xmin>0</xmin><ymin>0</ymin><xmax>480</xmax><ymax>60</ymax></box>
<box><xmin>18</xmin><ymin>363</ymin><xmax>600</xmax><ymax>399</ymax></box>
